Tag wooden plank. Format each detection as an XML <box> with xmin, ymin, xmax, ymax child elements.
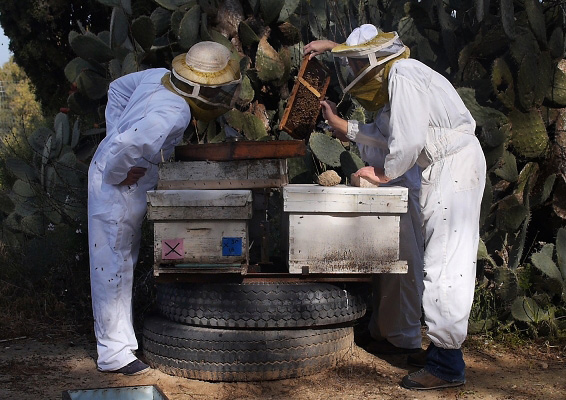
<box><xmin>288</xmin><ymin>260</ymin><xmax>408</xmax><ymax>274</ymax></box>
<box><xmin>147</xmin><ymin>189</ymin><xmax>252</xmax><ymax>207</ymax></box>
<box><xmin>297</xmin><ymin>76</ymin><xmax>321</xmax><ymax>98</ymax></box>
<box><xmin>148</xmin><ymin>206</ymin><xmax>252</xmax><ymax>220</ymax></box>
<box><xmin>157</xmin><ymin>159</ymin><xmax>289</xmax><ymax>190</ymax></box>
<box><xmin>283</xmin><ymin>184</ymin><xmax>408</xmax><ymax>213</ymax></box>
<box><xmin>174</xmin><ymin>140</ymin><xmax>306</xmax><ymax>161</ymax></box>
<box><xmin>154</xmin><ymin>265</ymin><xmax>246</xmax><ymax>277</ymax></box>
<box><xmin>157</xmin><ymin>178</ymin><xmax>288</xmax><ymax>190</ymax></box>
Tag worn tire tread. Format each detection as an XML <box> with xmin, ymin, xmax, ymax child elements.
<box><xmin>143</xmin><ymin>315</ymin><xmax>354</xmax><ymax>382</ymax></box>
<box><xmin>155</xmin><ymin>282</ymin><xmax>366</xmax><ymax>328</ymax></box>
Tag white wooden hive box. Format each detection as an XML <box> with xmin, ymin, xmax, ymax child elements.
<box><xmin>283</xmin><ymin>184</ymin><xmax>408</xmax><ymax>274</ymax></box>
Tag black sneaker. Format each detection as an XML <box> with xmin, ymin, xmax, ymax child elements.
<box><xmin>99</xmin><ymin>359</ymin><xmax>150</xmax><ymax>376</ymax></box>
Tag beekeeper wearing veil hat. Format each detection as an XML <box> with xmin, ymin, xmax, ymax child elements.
<box><xmin>88</xmin><ymin>41</ymin><xmax>241</xmax><ymax>375</ymax></box>
<box><xmin>304</xmin><ymin>24</ymin><xmax>486</xmax><ymax>390</ymax></box>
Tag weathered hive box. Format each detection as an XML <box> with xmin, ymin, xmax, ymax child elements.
<box><xmin>283</xmin><ymin>184</ymin><xmax>408</xmax><ymax>274</ymax></box>
<box><xmin>157</xmin><ymin>159</ymin><xmax>288</xmax><ymax>190</ymax></box>
<box><xmin>147</xmin><ymin>189</ymin><xmax>252</xmax><ymax>276</ymax></box>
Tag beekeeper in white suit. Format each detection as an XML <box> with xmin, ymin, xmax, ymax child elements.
<box><xmin>304</xmin><ymin>25</ymin><xmax>486</xmax><ymax>390</ymax></box>
<box><xmin>306</xmin><ymin>24</ymin><xmax>424</xmax><ymax>366</ymax></box>
<box><xmin>88</xmin><ymin>41</ymin><xmax>241</xmax><ymax>375</ymax></box>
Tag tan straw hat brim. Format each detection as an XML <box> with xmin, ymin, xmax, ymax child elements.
<box><xmin>172</xmin><ymin>54</ymin><xmax>240</xmax><ymax>86</ymax></box>
<box><xmin>332</xmin><ymin>31</ymin><xmax>399</xmax><ymax>56</ymax></box>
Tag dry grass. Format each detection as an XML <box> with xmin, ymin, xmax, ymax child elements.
<box><xmin>0</xmin><ymin>278</ymin><xmax>81</xmax><ymax>340</ymax></box>
<box><xmin>464</xmin><ymin>332</ymin><xmax>566</xmax><ymax>367</ymax></box>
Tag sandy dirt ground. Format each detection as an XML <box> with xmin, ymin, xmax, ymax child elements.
<box><xmin>0</xmin><ymin>332</ymin><xmax>564</xmax><ymax>400</ymax></box>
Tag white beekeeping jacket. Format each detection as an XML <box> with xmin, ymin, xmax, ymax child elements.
<box><xmin>384</xmin><ymin>59</ymin><xmax>475</xmax><ymax>180</ymax></box>
<box><xmin>91</xmin><ymin>68</ymin><xmax>191</xmax><ymax>186</ymax></box>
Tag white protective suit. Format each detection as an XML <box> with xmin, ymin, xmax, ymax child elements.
<box><xmin>88</xmin><ymin>68</ymin><xmax>192</xmax><ymax>370</ymax></box>
<box><xmin>349</xmin><ymin>58</ymin><xmax>486</xmax><ymax>349</ymax></box>
<box><xmin>347</xmin><ymin>108</ymin><xmax>424</xmax><ymax>349</ymax></box>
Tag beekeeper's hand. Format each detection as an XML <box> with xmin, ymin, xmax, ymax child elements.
<box><xmin>320</xmin><ymin>100</ymin><xmax>348</xmax><ymax>142</ymax></box>
<box><xmin>354</xmin><ymin>166</ymin><xmax>391</xmax><ymax>185</ymax></box>
<box><xmin>120</xmin><ymin>167</ymin><xmax>147</xmax><ymax>186</ymax></box>
<box><xmin>304</xmin><ymin>40</ymin><xmax>338</xmax><ymax>59</ymax></box>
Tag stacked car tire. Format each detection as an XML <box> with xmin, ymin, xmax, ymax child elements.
<box><xmin>143</xmin><ymin>282</ymin><xmax>366</xmax><ymax>381</ymax></box>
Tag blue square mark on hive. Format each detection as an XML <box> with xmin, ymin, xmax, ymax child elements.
<box><xmin>222</xmin><ymin>237</ymin><xmax>242</xmax><ymax>256</ymax></box>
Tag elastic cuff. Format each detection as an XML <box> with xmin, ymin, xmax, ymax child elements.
<box><xmin>103</xmin><ymin>169</ymin><xmax>127</xmax><ymax>185</ymax></box>
<box><xmin>424</xmin><ymin>342</ymin><xmax>466</xmax><ymax>382</ymax></box>
<box><xmin>346</xmin><ymin>120</ymin><xmax>359</xmax><ymax>142</ymax></box>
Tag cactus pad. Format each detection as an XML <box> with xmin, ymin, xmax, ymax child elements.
<box><xmin>308</xmin><ymin>132</ymin><xmax>346</xmax><ymax>167</ymax></box>
<box><xmin>509</xmin><ymin>109</ymin><xmax>549</xmax><ymax>159</ymax></box>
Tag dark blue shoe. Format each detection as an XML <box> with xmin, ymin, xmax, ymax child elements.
<box><xmin>99</xmin><ymin>359</ymin><xmax>150</xmax><ymax>376</ymax></box>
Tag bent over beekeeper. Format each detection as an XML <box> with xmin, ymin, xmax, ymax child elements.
<box><xmin>88</xmin><ymin>41</ymin><xmax>241</xmax><ymax>376</ymax></box>
<box><xmin>304</xmin><ymin>24</ymin><xmax>486</xmax><ymax>390</ymax></box>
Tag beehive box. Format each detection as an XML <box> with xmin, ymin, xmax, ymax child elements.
<box><xmin>283</xmin><ymin>184</ymin><xmax>408</xmax><ymax>274</ymax></box>
<box><xmin>157</xmin><ymin>159</ymin><xmax>288</xmax><ymax>190</ymax></box>
<box><xmin>279</xmin><ymin>56</ymin><xmax>330</xmax><ymax>139</ymax></box>
<box><xmin>147</xmin><ymin>189</ymin><xmax>252</xmax><ymax>276</ymax></box>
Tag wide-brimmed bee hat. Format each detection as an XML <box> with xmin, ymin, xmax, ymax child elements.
<box><xmin>330</xmin><ymin>24</ymin><xmax>409</xmax><ymax>111</ymax></box>
<box><xmin>167</xmin><ymin>41</ymin><xmax>241</xmax><ymax>116</ymax></box>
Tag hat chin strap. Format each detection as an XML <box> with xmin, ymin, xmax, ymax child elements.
<box><xmin>342</xmin><ymin>46</ymin><xmax>407</xmax><ymax>94</ymax></box>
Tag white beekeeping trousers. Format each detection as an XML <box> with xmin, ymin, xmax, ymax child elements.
<box><xmin>88</xmin><ymin>163</ymin><xmax>157</xmax><ymax>371</ymax></box>
<box><xmin>419</xmin><ymin>125</ymin><xmax>486</xmax><ymax>349</ymax></box>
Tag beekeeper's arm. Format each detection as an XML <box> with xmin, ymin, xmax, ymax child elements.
<box><xmin>346</xmin><ymin>107</ymin><xmax>389</xmax><ymax>149</ymax></box>
<box><xmin>383</xmin><ymin>70</ymin><xmax>429</xmax><ymax>180</ymax></box>
<box><xmin>102</xmin><ymin>102</ymin><xmax>190</xmax><ymax>185</ymax></box>
<box><xmin>320</xmin><ymin>100</ymin><xmax>387</xmax><ymax>148</ymax></box>
<box><xmin>304</xmin><ymin>40</ymin><xmax>338</xmax><ymax>59</ymax></box>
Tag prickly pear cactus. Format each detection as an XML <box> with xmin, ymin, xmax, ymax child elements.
<box><xmin>509</xmin><ymin>109</ymin><xmax>549</xmax><ymax>159</ymax></box>
<box><xmin>308</xmin><ymin>132</ymin><xmax>346</xmax><ymax>168</ymax></box>
<box><xmin>2</xmin><ymin>112</ymin><xmax>88</xmax><ymax>246</ymax></box>
<box><xmin>511</xmin><ymin>296</ymin><xmax>550</xmax><ymax>323</ymax></box>
<box><xmin>494</xmin><ymin>266</ymin><xmax>520</xmax><ymax>307</ymax></box>
<box><xmin>491</xmin><ymin>58</ymin><xmax>515</xmax><ymax>110</ymax></box>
